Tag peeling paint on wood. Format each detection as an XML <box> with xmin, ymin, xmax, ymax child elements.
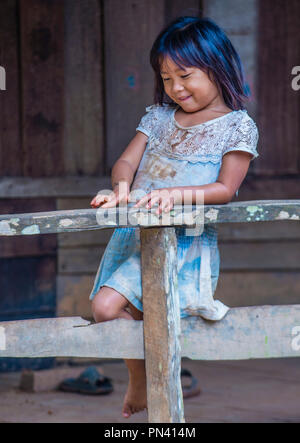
<box><xmin>21</xmin><ymin>224</ymin><xmax>40</xmax><ymax>235</ymax></box>
<box><xmin>0</xmin><ymin>201</ymin><xmax>298</xmax><ymax>237</ymax></box>
<box><xmin>276</xmin><ymin>211</ymin><xmax>290</xmax><ymax>220</ymax></box>
<box><xmin>205</xmin><ymin>208</ymin><xmax>219</xmax><ymax>221</ymax></box>
<box><xmin>0</xmin><ymin>327</ymin><xmax>6</xmax><ymax>351</ymax></box>
<box><xmin>140</xmin><ymin>227</ymin><xmax>184</xmax><ymax>423</ymax></box>
<box><xmin>0</xmin><ymin>221</ymin><xmax>16</xmax><ymax>236</ymax></box>
<box><xmin>59</xmin><ymin>218</ymin><xmax>74</xmax><ymax>227</ymax></box>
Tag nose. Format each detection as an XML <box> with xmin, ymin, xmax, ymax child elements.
<box><xmin>170</xmin><ymin>79</ymin><xmax>184</xmax><ymax>95</ymax></box>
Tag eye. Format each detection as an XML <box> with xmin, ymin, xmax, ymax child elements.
<box><xmin>162</xmin><ymin>74</ymin><xmax>190</xmax><ymax>82</ymax></box>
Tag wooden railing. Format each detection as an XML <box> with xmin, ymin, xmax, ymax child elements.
<box><xmin>0</xmin><ymin>200</ymin><xmax>300</xmax><ymax>422</ymax></box>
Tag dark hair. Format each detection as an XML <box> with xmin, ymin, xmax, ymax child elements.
<box><xmin>150</xmin><ymin>16</ymin><xmax>249</xmax><ymax>110</ymax></box>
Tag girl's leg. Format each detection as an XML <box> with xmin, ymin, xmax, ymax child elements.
<box><xmin>122</xmin><ymin>303</ymin><xmax>146</xmax><ymax>419</ymax></box>
<box><xmin>91</xmin><ymin>286</ymin><xmax>146</xmax><ymax>418</ymax></box>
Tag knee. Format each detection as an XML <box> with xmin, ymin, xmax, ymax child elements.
<box><xmin>91</xmin><ymin>294</ymin><xmax>119</xmax><ymax>323</ymax></box>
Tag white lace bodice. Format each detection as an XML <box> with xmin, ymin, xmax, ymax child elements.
<box><xmin>136</xmin><ymin>104</ymin><xmax>259</xmax><ymax>164</ymax></box>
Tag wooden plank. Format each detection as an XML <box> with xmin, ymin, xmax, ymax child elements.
<box><xmin>239</xmin><ymin>177</ymin><xmax>300</xmax><ymax>201</ymax></box>
<box><xmin>57</xmin><ymin>198</ymin><xmax>104</xmax><ymax>212</ymax></box>
<box><xmin>56</xmin><ymin>275</ymin><xmax>94</xmax><ymax>318</ymax></box>
<box><xmin>0</xmin><ymin>0</ymin><xmax>22</xmax><ymax>176</ymax></box>
<box><xmin>181</xmin><ymin>305</ymin><xmax>300</xmax><ymax>360</ymax></box>
<box><xmin>0</xmin><ymin>256</ymin><xmax>56</xmax><ymax>321</ymax></box>
<box><xmin>64</xmin><ymin>0</ymin><xmax>104</xmax><ymax>175</ymax></box>
<box><xmin>58</xmin><ymin>240</ymin><xmax>300</xmax><ymax>275</ymax></box>
<box><xmin>220</xmin><ymin>241</ymin><xmax>300</xmax><ymax>271</ymax></box>
<box><xmin>19</xmin><ymin>0</ymin><xmax>64</xmax><ymax>176</ymax></box>
<box><xmin>58</xmin><ymin>246</ymin><xmax>106</xmax><ymax>274</ymax></box>
<box><xmin>0</xmin><ymin>177</ymin><xmax>299</xmax><ymax>200</ymax></box>
<box><xmin>216</xmin><ymin>271</ymin><xmax>300</xmax><ymax>307</ymax></box>
<box><xmin>0</xmin><ymin>176</ymin><xmax>111</xmax><ymax>198</ymax></box>
<box><xmin>58</xmin><ymin>229</ymin><xmax>112</xmax><ymax>248</ymax></box>
<box><xmin>218</xmin><ymin>220</ymin><xmax>300</xmax><ymax>241</ymax></box>
<box><xmin>0</xmin><ymin>317</ymin><xmax>144</xmax><ymax>359</ymax></box>
<box><xmin>203</xmin><ymin>0</ymin><xmax>258</xmax><ymax>119</ymax></box>
<box><xmin>0</xmin><ymin>198</ymin><xmax>56</xmax><ymax>258</ymax></box>
<box><xmin>104</xmin><ymin>0</ymin><xmax>165</xmax><ymax>171</ymax></box>
<box><xmin>164</xmin><ymin>0</ymin><xmax>201</xmax><ymax>24</ymax></box>
<box><xmin>57</xmin><ymin>198</ymin><xmax>113</xmax><ymax>247</ymax></box>
<box><xmin>1</xmin><ymin>305</ymin><xmax>300</xmax><ymax>360</ymax></box>
<box><xmin>0</xmin><ymin>201</ymin><xmax>299</xmax><ymax>236</ymax></box>
<box><xmin>140</xmin><ymin>227</ymin><xmax>184</xmax><ymax>423</ymax></box>
<box><xmin>256</xmin><ymin>0</ymin><xmax>300</xmax><ymax>174</ymax></box>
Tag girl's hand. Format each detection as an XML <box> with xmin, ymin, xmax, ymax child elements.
<box><xmin>133</xmin><ymin>188</ymin><xmax>177</xmax><ymax>215</ymax></box>
<box><xmin>90</xmin><ymin>182</ymin><xmax>130</xmax><ymax>208</ymax></box>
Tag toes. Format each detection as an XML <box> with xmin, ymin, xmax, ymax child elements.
<box><xmin>122</xmin><ymin>404</ymin><xmax>132</xmax><ymax>419</ymax></box>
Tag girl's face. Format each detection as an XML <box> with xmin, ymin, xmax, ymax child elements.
<box><xmin>160</xmin><ymin>56</ymin><xmax>225</xmax><ymax>112</ymax></box>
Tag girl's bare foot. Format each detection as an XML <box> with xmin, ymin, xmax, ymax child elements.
<box><xmin>122</xmin><ymin>365</ymin><xmax>147</xmax><ymax>418</ymax></box>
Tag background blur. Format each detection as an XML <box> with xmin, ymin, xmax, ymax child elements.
<box><xmin>0</xmin><ymin>0</ymin><xmax>299</xmax><ymax>371</ymax></box>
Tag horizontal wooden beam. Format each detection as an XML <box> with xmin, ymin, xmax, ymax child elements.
<box><xmin>0</xmin><ymin>176</ymin><xmax>111</xmax><ymax>198</ymax></box>
<box><xmin>1</xmin><ymin>176</ymin><xmax>300</xmax><ymax>200</ymax></box>
<box><xmin>0</xmin><ymin>200</ymin><xmax>299</xmax><ymax>236</ymax></box>
<box><xmin>1</xmin><ymin>305</ymin><xmax>300</xmax><ymax>360</ymax></box>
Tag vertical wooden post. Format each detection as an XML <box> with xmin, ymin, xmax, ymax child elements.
<box><xmin>140</xmin><ymin>227</ymin><xmax>185</xmax><ymax>423</ymax></box>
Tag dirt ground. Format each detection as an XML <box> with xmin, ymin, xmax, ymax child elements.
<box><xmin>0</xmin><ymin>357</ymin><xmax>300</xmax><ymax>423</ymax></box>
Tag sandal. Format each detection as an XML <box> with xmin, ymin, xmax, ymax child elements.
<box><xmin>181</xmin><ymin>368</ymin><xmax>201</xmax><ymax>399</ymax></box>
<box><xmin>58</xmin><ymin>366</ymin><xmax>113</xmax><ymax>395</ymax></box>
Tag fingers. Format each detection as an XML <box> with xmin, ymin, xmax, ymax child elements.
<box><xmin>91</xmin><ymin>189</ymin><xmax>175</xmax><ymax>213</ymax></box>
<box><xmin>133</xmin><ymin>190</ymin><xmax>159</xmax><ymax>209</ymax></box>
<box><xmin>134</xmin><ymin>192</ymin><xmax>174</xmax><ymax>214</ymax></box>
<box><xmin>90</xmin><ymin>191</ymin><xmax>130</xmax><ymax>208</ymax></box>
<box><xmin>90</xmin><ymin>192</ymin><xmax>116</xmax><ymax>208</ymax></box>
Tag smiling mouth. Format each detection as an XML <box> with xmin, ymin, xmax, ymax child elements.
<box><xmin>178</xmin><ymin>95</ymin><xmax>192</xmax><ymax>101</ymax></box>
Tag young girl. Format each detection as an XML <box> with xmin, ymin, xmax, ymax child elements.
<box><xmin>90</xmin><ymin>16</ymin><xmax>259</xmax><ymax>419</ymax></box>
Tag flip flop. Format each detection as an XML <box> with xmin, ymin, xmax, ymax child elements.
<box><xmin>58</xmin><ymin>366</ymin><xmax>113</xmax><ymax>395</ymax></box>
<box><xmin>181</xmin><ymin>368</ymin><xmax>201</xmax><ymax>399</ymax></box>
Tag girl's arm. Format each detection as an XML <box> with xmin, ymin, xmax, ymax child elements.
<box><xmin>174</xmin><ymin>150</ymin><xmax>253</xmax><ymax>205</ymax></box>
<box><xmin>91</xmin><ymin>131</ymin><xmax>148</xmax><ymax>208</ymax></box>
<box><xmin>111</xmin><ymin>131</ymin><xmax>149</xmax><ymax>189</ymax></box>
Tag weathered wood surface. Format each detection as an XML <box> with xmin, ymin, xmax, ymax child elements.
<box><xmin>104</xmin><ymin>0</ymin><xmax>165</xmax><ymax>170</ymax></box>
<box><xmin>1</xmin><ymin>305</ymin><xmax>300</xmax><ymax>360</ymax></box>
<box><xmin>57</xmin><ymin>239</ymin><xmax>300</xmax><ymax>275</ymax></box>
<box><xmin>257</xmin><ymin>0</ymin><xmax>300</xmax><ymax>175</ymax></box>
<box><xmin>0</xmin><ymin>0</ymin><xmax>22</xmax><ymax>176</ymax></box>
<box><xmin>1</xmin><ymin>177</ymin><xmax>299</xmax><ymax>200</ymax></box>
<box><xmin>218</xmin><ymin>220</ymin><xmax>300</xmax><ymax>241</ymax></box>
<box><xmin>217</xmin><ymin>271</ymin><xmax>300</xmax><ymax>308</ymax></box>
<box><xmin>0</xmin><ymin>198</ymin><xmax>57</xmax><ymax>258</ymax></box>
<box><xmin>0</xmin><ymin>176</ymin><xmax>111</xmax><ymax>198</ymax></box>
<box><xmin>0</xmin><ymin>201</ymin><xmax>299</xmax><ymax>236</ymax></box>
<box><xmin>0</xmin><ymin>317</ymin><xmax>143</xmax><ymax>359</ymax></box>
<box><xmin>64</xmin><ymin>0</ymin><xmax>104</xmax><ymax>176</ymax></box>
<box><xmin>220</xmin><ymin>241</ymin><xmax>300</xmax><ymax>270</ymax></box>
<box><xmin>164</xmin><ymin>0</ymin><xmax>201</xmax><ymax>25</ymax></box>
<box><xmin>239</xmin><ymin>177</ymin><xmax>300</xmax><ymax>201</ymax></box>
<box><xmin>141</xmin><ymin>227</ymin><xmax>184</xmax><ymax>423</ymax></box>
<box><xmin>19</xmin><ymin>0</ymin><xmax>64</xmax><ymax>177</ymax></box>
<box><xmin>58</xmin><ymin>246</ymin><xmax>106</xmax><ymax>274</ymax></box>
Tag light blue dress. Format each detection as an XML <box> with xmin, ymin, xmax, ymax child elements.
<box><xmin>90</xmin><ymin>104</ymin><xmax>259</xmax><ymax>320</ymax></box>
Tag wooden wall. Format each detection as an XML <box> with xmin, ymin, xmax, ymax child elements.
<box><xmin>0</xmin><ymin>0</ymin><xmax>299</xmax><ymax>325</ymax></box>
<box><xmin>203</xmin><ymin>0</ymin><xmax>300</xmax><ymax>309</ymax></box>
